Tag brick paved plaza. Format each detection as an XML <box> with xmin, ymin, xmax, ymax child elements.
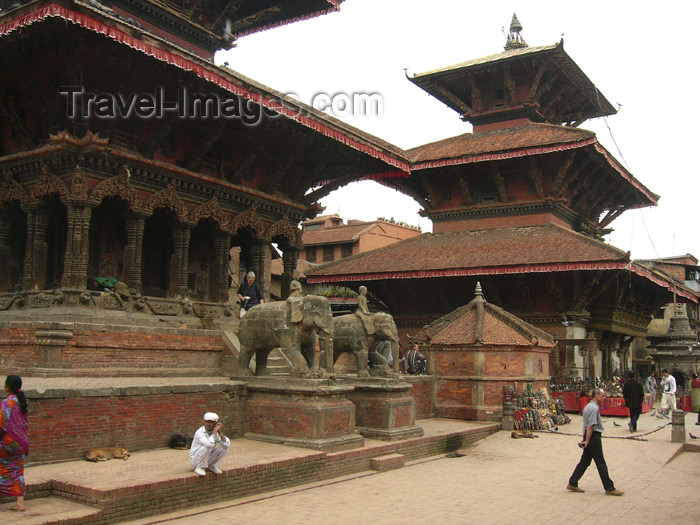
<box><xmin>123</xmin><ymin>413</ymin><xmax>698</xmax><ymax>525</ymax></box>
<box><xmin>127</xmin><ymin>413</ymin><xmax>698</xmax><ymax>525</ymax></box>
<box><xmin>5</xmin><ymin>411</ymin><xmax>695</xmax><ymax>525</ymax></box>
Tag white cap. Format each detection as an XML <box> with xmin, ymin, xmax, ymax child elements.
<box><xmin>203</xmin><ymin>412</ymin><xmax>219</xmax><ymax>422</ymax></box>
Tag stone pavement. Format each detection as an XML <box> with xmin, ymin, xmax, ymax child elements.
<box><xmin>122</xmin><ymin>411</ymin><xmax>700</xmax><ymax>525</ymax></box>
<box><xmin>2</xmin><ymin>411</ymin><xmax>698</xmax><ymax>524</ymax></box>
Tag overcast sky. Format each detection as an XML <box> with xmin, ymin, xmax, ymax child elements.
<box><xmin>219</xmin><ymin>0</ymin><xmax>700</xmax><ymax>262</ymax></box>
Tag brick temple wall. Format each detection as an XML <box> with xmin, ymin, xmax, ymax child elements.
<box><xmin>0</xmin><ymin>326</ymin><xmax>228</xmax><ymax>376</ymax></box>
<box><xmin>431</xmin><ymin>345</ymin><xmax>551</xmax><ymax>421</ymax></box>
<box><xmin>26</xmin><ymin>383</ymin><xmax>246</xmax><ymax>464</ymax></box>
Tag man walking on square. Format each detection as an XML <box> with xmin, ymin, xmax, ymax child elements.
<box><xmin>658</xmin><ymin>369</ymin><xmax>677</xmax><ymax>419</ymax></box>
<box><xmin>623</xmin><ymin>371</ymin><xmax>644</xmax><ymax>432</ymax></box>
<box><xmin>567</xmin><ymin>387</ymin><xmax>623</xmax><ymax>496</ymax></box>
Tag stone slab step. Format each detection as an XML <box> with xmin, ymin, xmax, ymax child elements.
<box><xmin>370</xmin><ymin>453</ymin><xmax>405</xmax><ymax>472</ymax></box>
<box><xmin>0</xmin><ymin>496</ymin><xmax>100</xmax><ymax>524</ymax></box>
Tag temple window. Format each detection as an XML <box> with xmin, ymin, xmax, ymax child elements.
<box><xmin>306</xmin><ymin>247</ymin><xmax>316</xmax><ymax>262</ymax></box>
<box><xmin>341</xmin><ymin>245</ymin><xmax>352</xmax><ymax>258</ymax></box>
<box><xmin>323</xmin><ymin>245</ymin><xmax>334</xmax><ymax>262</ymax></box>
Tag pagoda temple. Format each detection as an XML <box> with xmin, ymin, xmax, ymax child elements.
<box><xmin>0</xmin><ymin>0</ymin><xmax>412</xmax><ymax>335</ymax></box>
<box><xmin>306</xmin><ymin>15</ymin><xmax>698</xmax><ymax>379</ymax></box>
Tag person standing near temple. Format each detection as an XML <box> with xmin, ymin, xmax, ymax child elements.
<box><xmin>1</xmin><ymin>375</ymin><xmax>29</xmax><ymax>511</ymax></box>
<box><xmin>567</xmin><ymin>387</ymin><xmax>623</xmax><ymax>496</ymax></box>
<box><xmin>658</xmin><ymin>369</ymin><xmax>677</xmax><ymax>419</ymax></box>
<box><xmin>645</xmin><ymin>372</ymin><xmax>657</xmax><ymax>403</ymax></box>
<box><xmin>691</xmin><ymin>372</ymin><xmax>700</xmax><ymax>426</ymax></box>
<box><xmin>622</xmin><ymin>371</ymin><xmax>644</xmax><ymax>433</ymax></box>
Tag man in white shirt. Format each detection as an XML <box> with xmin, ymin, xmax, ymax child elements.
<box><xmin>658</xmin><ymin>369</ymin><xmax>677</xmax><ymax>419</ymax></box>
<box><xmin>190</xmin><ymin>412</ymin><xmax>230</xmax><ymax>476</ymax></box>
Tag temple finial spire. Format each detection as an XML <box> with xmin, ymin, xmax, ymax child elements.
<box><xmin>474</xmin><ymin>281</ymin><xmax>485</xmax><ymax>302</ymax></box>
<box><xmin>504</xmin><ymin>13</ymin><xmax>528</xmax><ymax>50</ymax></box>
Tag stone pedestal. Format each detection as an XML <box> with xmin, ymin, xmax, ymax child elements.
<box><xmin>242</xmin><ymin>377</ymin><xmax>364</xmax><ymax>451</ymax></box>
<box><xmin>341</xmin><ymin>377</ymin><xmax>423</xmax><ymax>441</ymax></box>
<box><xmin>672</xmin><ymin>409</ymin><xmax>686</xmax><ymax>443</ymax></box>
<box><xmin>501</xmin><ymin>401</ymin><xmax>515</xmax><ymax>431</ymax></box>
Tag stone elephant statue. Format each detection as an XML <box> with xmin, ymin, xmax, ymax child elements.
<box><xmin>238</xmin><ymin>294</ymin><xmax>333</xmax><ymax>377</ymax></box>
<box><xmin>332</xmin><ymin>311</ymin><xmax>399</xmax><ymax>378</ymax></box>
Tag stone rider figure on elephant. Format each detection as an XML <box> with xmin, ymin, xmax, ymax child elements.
<box><xmin>355</xmin><ymin>286</ymin><xmax>375</xmax><ymax>335</ymax></box>
<box><xmin>286</xmin><ymin>279</ymin><xmax>304</xmax><ymax>324</ymax></box>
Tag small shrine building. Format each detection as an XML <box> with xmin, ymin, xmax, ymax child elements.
<box><xmin>412</xmin><ymin>283</ymin><xmax>554</xmax><ymax>421</ymax></box>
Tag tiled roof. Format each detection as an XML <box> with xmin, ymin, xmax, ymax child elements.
<box><xmin>302</xmin><ymin>222</ymin><xmax>375</xmax><ymax>246</ymax></box>
<box><xmin>406</xmin><ymin>124</ymin><xmax>595</xmax><ymax>164</ymax></box>
<box><xmin>413</xmin><ymin>44</ymin><xmax>561</xmax><ymax>77</ymax></box>
<box><xmin>270</xmin><ymin>258</ymin><xmax>316</xmax><ymax>278</ymax></box>
<box><xmin>305</xmin><ymin>224</ymin><xmax>629</xmax><ymax>278</ymax></box>
<box><xmin>413</xmin><ymin>285</ymin><xmax>554</xmax><ymax>347</ymax></box>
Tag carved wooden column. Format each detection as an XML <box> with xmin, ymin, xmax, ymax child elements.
<box><xmin>0</xmin><ymin>217</ymin><xmax>10</xmax><ymax>292</ymax></box>
<box><xmin>228</xmin><ymin>246</ymin><xmax>241</xmax><ymax>303</ymax></box>
<box><xmin>170</xmin><ymin>225</ymin><xmax>191</xmax><ymax>298</ymax></box>
<box><xmin>212</xmin><ymin>232</ymin><xmax>231</xmax><ymax>303</ymax></box>
<box><xmin>250</xmin><ymin>241</ymin><xmax>271</xmax><ymax>301</ymax></box>
<box><xmin>281</xmin><ymin>247</ymin><xmax>299</xmax><ymax>300</ymax></box>
<box><xmin>61</xmin><ymin>203</ymin><xmax>92</xmax><ymax>288</ymax></box>
<box><xmin>587</xmin><ymin>332</ymin><xmax>597</xmax><ymax>380</ymax></box>
<box><xmin>23</xmin><ymin>209</ymin><xmax>49</xmax><ymax>290</ymax></box>
<box><xmin>124</xmin><ymin>214</ymin><xmax>145</xmax><ymax>293</ymax></box>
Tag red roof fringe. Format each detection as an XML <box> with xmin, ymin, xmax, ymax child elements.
<box><xmin>592</xmin><ymin>142</ymin><xmax>658</xmax><ymax>204</ymax></box>
<box><xmin>411</xmin><ymin>138</ymin><xmax>596</xmax><ymax>171</ymax></box>
<box><xmin>0</xmin><ymin>4</ymin><xmax>408</xmax><ymax>172</ymax></box>
<box><xmin>307</xmin><ymin>261</ymin><xmax>697</xmax><ymax>302</ymax></box>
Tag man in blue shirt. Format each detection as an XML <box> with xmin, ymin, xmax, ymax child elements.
<box><xmin>567</xmin><ymin>387</ymin><xmax>624</xmax><ymax>496</ymax></box>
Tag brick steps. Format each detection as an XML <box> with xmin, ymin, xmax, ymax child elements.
<box><xmin>370</xmin><ymin>453</ymin><xmax>405</xmax><ymax>472</ymax></box>
<box><xmin>0</xmin><ymin>496</ymin><xmax>100</xmax><ymax>524</ymax></box>
<box><xmin>6</xmin><ymin>419</ymin><xmax>499</xmax><ymax>524</ymax></box>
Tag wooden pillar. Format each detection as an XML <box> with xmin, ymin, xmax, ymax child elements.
<box><xmin>587</xmin><ymin>333</ymin><xmax>597</xmax><ymax>380</ymax></box>
<box><xmin>250</xmin><ymin>241</ymin><xmax>271</xmax><ymax>302</ymax></box>
<box><xmin>23</xmin><ymin>209</ymin><xmax>49</xmax><ymax>290</ymax></box>
<box><xmin>228</xmin><ymin>246</ymin><xmax>241</xmax><ymax>303</ymax></box>
<box><xmin>0</xmin><ymin>217</ymin><xmax>10</xmax><ymax>292</ymax></box>
<box><xmin>170</xmin><ymin>225</ymin><xmax>191</xmax><ymax>298</ymax></box>
<box><xmin>212</xmin><ymin>232</ymin><xmax>231</xmax><ymax>303</ymax></box>
<box><xmin>281</xmin><ymin>247</ymin><xmax>298</xmax><ymax>299</ymax></box>
<box><xmin>61</xmin><ymin>203</ymin><xmax>92</xmax><ymax>288</ymax></box>
<box><xmin>124</xmin><ymin>214</ymin><xmax>145</xmax><ymax>293</ymax></box>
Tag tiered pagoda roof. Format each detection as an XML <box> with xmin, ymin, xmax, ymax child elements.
<box><xmin>0</xmin><ymin>0</ymin><xmax>343</xmax><ymax>57</ymax></box>
<box><xmin>304</xmin><ymin>223</ymin><xmax>696</xmax><ymax>302</ymax></box>
<box><xmin>408</xmin><ymin>39</ymin><xmax>616</xmax><ymax>129</ymax></box>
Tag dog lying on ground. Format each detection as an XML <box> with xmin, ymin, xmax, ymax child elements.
<box><xmin>168</xmin><ymin>433</ymin><xmax>193</xmax><ymax>450</ymax></box>
<box><xmin>511</xmin><ymin>430</ymin><xmax>538</xmax><ymax>439</ymax></box>
<box><xmin>85</xmin><ymin>447</ymin><xmax>130</xmax><ymax>462</ymax></box>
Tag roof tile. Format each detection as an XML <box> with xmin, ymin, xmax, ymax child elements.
<box><xmin>306</xmin><ymin>224</ymin><xmax>628</xmax><ymax>277</ymax></box>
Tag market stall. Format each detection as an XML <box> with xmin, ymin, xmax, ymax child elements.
<box><xmin>504</xmin><ymin>384</ymin><xmax>571</xmax><ymax>431</ymax></box>
<box><xmin>579</xmin><ymin>394</ymin><xmax>653</xmax><ymax>416</ymax></box>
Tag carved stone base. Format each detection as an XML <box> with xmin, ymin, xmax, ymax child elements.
<box><xmin>241</xmin><ymin>377</ymin><xmax>364</xmax><ymax>451</ymax></box>
<box><xmin>340</xmin><ymin>377</ymin><xmax>424</xmax><ymax>441</ymax></box>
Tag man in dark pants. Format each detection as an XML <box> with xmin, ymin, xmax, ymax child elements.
<box><xmin>567</xmin><ymin>387</ymin><xmax>624</xmax><ymax>496</ymax></box>
<box><xmin>623</xmin><ymin>371</ymin><xmax>644</xmax><ymax>432</ymax></box>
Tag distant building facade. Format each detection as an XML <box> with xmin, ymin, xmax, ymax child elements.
<box><xmin>299</xmin><ymin>215</ymin><xmax>421</xmax><ymax>264</ymax></box>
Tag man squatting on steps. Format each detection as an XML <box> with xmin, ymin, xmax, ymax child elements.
<box><xmin>190</xmin><ymin>412</ymin><xmax>230</xmax><ymax>476</ymax></box>
<box><xmin>566</xmin><ymin>387</ymin><xmax>624</xmax><ymax>496</ymax></box>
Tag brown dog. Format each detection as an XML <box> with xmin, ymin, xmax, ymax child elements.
<box><xmin>511</xmin><ymin>430</ymin><xmax>538</xmax><ymax>439</ymax></box>
<box><xmin>85</xmin><ymin>447</ymin><xmax>130</xmax><ymax>462</ymax></box>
